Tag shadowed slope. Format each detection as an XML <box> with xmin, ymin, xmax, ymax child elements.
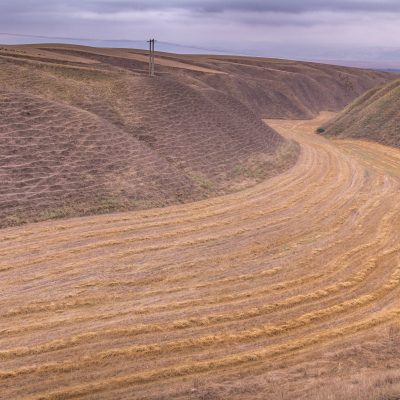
<box><xmin>0</xmin><ymin>44</ymin><xmax>393</xmax><ymax>226</ymax></box>
<box><xmin>323</xmin><ymin>79</ymin><xmax>400</xmax><ymax>147</ymax></box>
<box><xmin>197</xmin><ymin>57</ymin><xmax>391</xmax><ymax>119</ymax></box>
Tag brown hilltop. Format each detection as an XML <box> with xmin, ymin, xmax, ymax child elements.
<box><xmin>0</xmin><ymin>44</ymin><xmax>393</xmax><ymax>226</ymax></box>
<box><xmin>195</xmin><ymin>56</ymin><xmax>390</xmax><ymax>119</ymax></box>
<box><xmin>322</xmin><ymin>78</ymin><xmax>400</xmax><ymax>147</ymax></box>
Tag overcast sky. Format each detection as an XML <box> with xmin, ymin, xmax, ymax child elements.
<box><xmin>1</xmin><ymin>0</ymin><xmax>400</xmax><ymax>66</ymax></box>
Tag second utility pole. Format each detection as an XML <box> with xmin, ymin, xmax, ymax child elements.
<box><xmin>148</xmin><ymin>38</ymin><xmax>156</xmax><ymax>77</ymax></box>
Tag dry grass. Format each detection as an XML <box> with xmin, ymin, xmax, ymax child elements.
<box><xmin>323</xmin><ymin>78</ymin><xmax>400</xmax><ymax>149</ymax></box>
<box><xmin>1</xmin><ymin>113</ymin><xmax>400</xmax><ymax>399</ymax></box>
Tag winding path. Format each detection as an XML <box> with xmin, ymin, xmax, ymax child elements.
<box><xmin>1</xmin><ymin>113</ymin><xmax>400</xmax><ymax>399</ymax></box>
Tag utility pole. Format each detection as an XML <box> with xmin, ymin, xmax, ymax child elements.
<box><xmin>147</xmin><ymin>38</ymin><xmax>156</xmax><ymax>77</ymax></box>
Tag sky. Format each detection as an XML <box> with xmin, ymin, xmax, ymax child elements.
<box><xmin>1</xmin><ymin>0</ymin><xmax>400</xmax><ymax>67</ymax></box>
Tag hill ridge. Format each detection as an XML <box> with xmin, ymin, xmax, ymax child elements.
<box><xmin>0</xmin><ymin>44</ymin><xmax>393</xmax><ymax>226</ymax></box>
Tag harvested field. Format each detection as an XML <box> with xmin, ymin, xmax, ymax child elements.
<box><xmin>2</xmin><ymin>112</ymin><xmax>400</xmax><ymax>399</ymax></box>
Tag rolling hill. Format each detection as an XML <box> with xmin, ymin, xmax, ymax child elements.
<box><xmin>0</xmin><ymin>44</ymin><xmax>393</xmax><ymax>226</ymax></box>
<box><xmin>3</xmin><ymin>43</ymin><xmax>400</xmax><ymax>400</ymax></box>
<box><xmin>322</xmin><ymin>78</ymin><xmax>400</xmax><ymax>147</ymax></box>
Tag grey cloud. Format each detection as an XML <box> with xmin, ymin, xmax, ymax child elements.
<box><xmin>70</xmin><ymin>0</ymin><xmax>400</xmax><ymax>14</ymax></box>
<box><xmin>4</xmin><ymin>0</ymin><xmax>400</xmax><ymax>15</ymax></box>
<box><xmin>1</xmin><ymin>0</ymin><xmax>400</xmax><ymax>68</ymax></box>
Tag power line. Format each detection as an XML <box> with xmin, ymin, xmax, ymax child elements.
<box><xmin>0</xmin><ymin>31</ymin><xmax>239</xmax><ymax>55</ymax></box>
<box><xmin>148</xmin><ymin>40</ymin><xmax>236</xmax><ymax>55</ymax></box>
<box><xmin>0</xmin><ymin>31</ymin><xmax>143</xmax><ymax>43</ymax></box>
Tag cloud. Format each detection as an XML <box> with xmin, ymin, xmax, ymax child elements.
<box><xmin>1</xmin><ymin>0</ymin><xmax>400</xmax><ymax>66</ymax></box>
<box><xmin>4</xmin><ymin>0</ymin><xmax>400</xmax><ymax>15</ymax></box>
<box><xmin>69</xmin><ymin>0</ymin><xmax>400</xmax><ymax>14</ymax></box>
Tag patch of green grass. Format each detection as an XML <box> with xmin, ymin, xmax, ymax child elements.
<box><xmin>189</xmin><ymin>173</ymin><xmax>215</xmax><ymax>191</ymax></box>
<box><xmin>4</xmin><ymin>214</ymin><xmax>27</xmax><ymax>227</ymax></box>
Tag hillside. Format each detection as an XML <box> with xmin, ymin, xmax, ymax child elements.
<box><xmin>322</xmin><ymin>78</ymin><xmax>400</xmax><ymax>147</ymax></box>
<box><xmin>0</xmin><ymin>44</ymin><xmax>392</xmax><ymax>226</ymax></box>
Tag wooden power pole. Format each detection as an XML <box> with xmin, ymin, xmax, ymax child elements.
<box><xmin>147</xmin><ymin>38</ymin><xmax>156</xmax><ymax>77</ymax></box>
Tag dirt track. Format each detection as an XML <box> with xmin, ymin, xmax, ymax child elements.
<box><xmin>2</xmin><ymin>113</ymin><xmax>400</xmax><ymax>399</ymax></box>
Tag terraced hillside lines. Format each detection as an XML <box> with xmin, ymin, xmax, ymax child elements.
<box><xmin>0</xmin><ymin>44</ymin><xmax>393</xmax><ymax>227</ymax></box>
<box><xmin>2</xmin><ymin>113</ymin><xmax>400</xmax><ymax>399</ymax></box>
<box><xmin>0</xmin><ymin>89</ymin><xmax>200</xmax><ymax>225</ymax></box>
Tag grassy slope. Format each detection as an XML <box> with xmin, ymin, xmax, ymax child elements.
<box><xmin>323</xmin><ymin>79</ymin><xmax>400</xmax><ymax>147</ymax></box>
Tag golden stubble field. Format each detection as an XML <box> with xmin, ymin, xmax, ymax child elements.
<box><xmin>2</xmin><ymin>113</ymin><xmax>400</xmax><ymax>399</ymax></box>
